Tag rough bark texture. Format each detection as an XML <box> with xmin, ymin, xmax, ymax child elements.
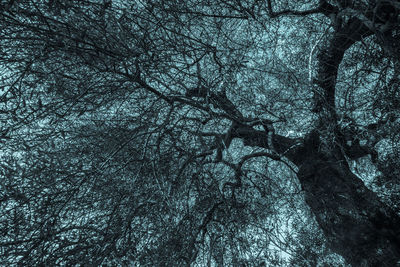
<box><xmin>238</xmin><ymin>126</ymin><xmax>400</xmax><ymax>265</ymax></box>
<box><xmin>313</xmin><ymin>16</ymin><xmax>372</xmax><ymax>113</ymax></box>
<box><xmin>301</xmin><ymin>2</ymin><xmax>400</xmax><ymax>265</ymax></box>
<box><xmin>178</xmin><ymin>1</ymin><xmax>400</xmax><ymax>264</ymax></box>
<box><xmin>293</xmin><ymin>132</ymin><xmax>400</xmax><ymax>266</ymax></box>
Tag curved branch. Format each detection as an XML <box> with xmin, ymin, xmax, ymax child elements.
<box><xmin>231</xmin><ymin>124</ymin><xmax>300</xmax><ymax>162</ymax></box>
<box><xmin>313</xmin><ymin>17</ymin><xmax>372</xmax><ymax>114</ymax></box>
<box><xmin>267</xmin><ymin>0</ymin><xmax>338</xmax><ymax>18</ymax></box>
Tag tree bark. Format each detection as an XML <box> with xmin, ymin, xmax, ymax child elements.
<box><xmin>293</xmin><ymin>132</ymin><xmax>400</xmax><ymax>266</ymax></box>
<box><xmin>298</xmin><ymin>3</ymin><xmax>400</xmax><ymax>265</ymax></box>
<box><xmin>188</xmin><ymin>2</ymin><xmax>400</xmax><ymax>264</ymax></box>
<box><xmin>313</xmin><ymin>16</ymin><xmax>371</xmax><ymax>114</ymax></box>
<box><xmin>237</xmin><ymin>126</ymin><xmax>400</xmax><ymax>265</ymax></box>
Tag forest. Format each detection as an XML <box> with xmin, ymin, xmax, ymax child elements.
<box><xmin>0</xmin><ymin>0</ymin><xmax>399</xmax><ymax>266</ymax></box>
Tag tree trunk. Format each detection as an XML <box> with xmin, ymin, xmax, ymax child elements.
<box><xmin>235</xmin><ymin>125</ymin><xmax>400</xmax><ymax>265</ymax></box>
<box><xmin>228</xmin><ymin>3</ymin><xmax>400</xmax><ymax>263</ymax></box>
<box><xmin>298</xmin><ymin>3</ymin><xmax>400</xmax><ymax>264</ymax></box>
<box><xmin>293</xmin><ymin>132</ymin><xmax>400</xmax><ymax>266</ymax></box>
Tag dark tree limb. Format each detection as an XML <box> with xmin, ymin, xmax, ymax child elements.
<box><xmin>312</xmin><ymin>17</ymin><xmax>372</xmax><ymax>114</ymax></box>
<box><xmin>267</xmin><ymin>0</ymin><xmax>335</xmax><ymax>18</ymax></box>
<box><xmin>294</xmin><ymin>2</ymin><xmax>400</xmax><ymax>263</ymax></box>
<box><xmin>293</xmin><ymin>131</ymin><xmax>400</xmax><ymax>266</ymax></box>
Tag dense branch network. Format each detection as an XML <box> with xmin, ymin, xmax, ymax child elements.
<box><xmin>1</xmin><ymin>0</ymin><xmax>400</xmax><ymax>266</ymax></box>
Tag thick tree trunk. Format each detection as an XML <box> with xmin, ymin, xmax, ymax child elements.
<box><xmin>233</xmin><ymin>122</ymin><xmax>400</xmax><ymax>265</ymax></box>
<box><xmin>232</xmin><ymin>4</ymin><xmax>400</xmax><ymax>263</ymax></box>
<box><xmin>300</xmin><ymin>3</ymin><xmax>400</xmax><ymax>264</ymax></box>
<box><xmin>293</xmin><ymin>132</ymin><xmax>400</xmax><ymax>266</ymax></box>
<box><xmin>234</xmin><ymin>126</ymin><xmax>400</xmax><ymax>265</ymax></box>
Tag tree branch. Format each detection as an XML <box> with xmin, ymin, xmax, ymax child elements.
<box><xmin>313</xmin><ymin>17</ymin><xmax>372</xmax><ymax>114</ymax></box>
<box><xmin>267</xmin><ymin>0</ymin><xmax>337</xmax><ymax>18</ymax></box>
<box><xmin>165</xmin><ymin>8</ymin><xmax>249</xmax><ymax>19</ymax></box>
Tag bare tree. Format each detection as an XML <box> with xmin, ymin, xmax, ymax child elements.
<box><xmin>0</xmin><ymin>0</ymin><xmax>399</xmax><ymax>266</ymax></box>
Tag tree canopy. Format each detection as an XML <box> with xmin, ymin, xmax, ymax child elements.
<box><xmin>1</xmin><ymin>0</ymin><xmax>399</xmax><ymax>266</ymax></box>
